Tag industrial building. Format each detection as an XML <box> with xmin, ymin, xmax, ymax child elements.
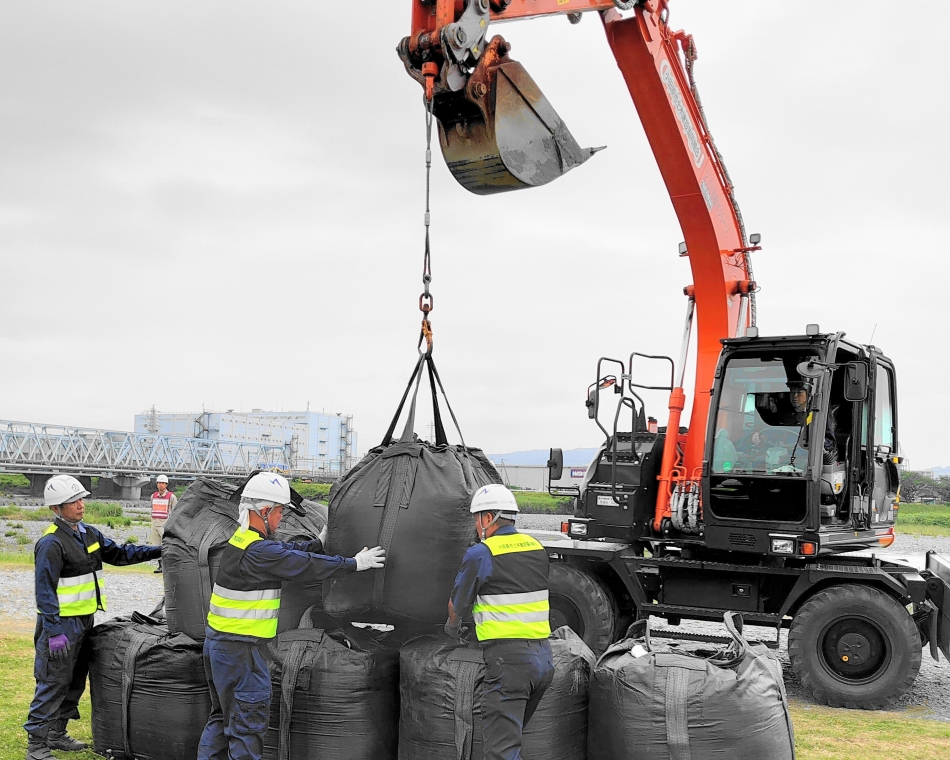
<box><xmin>134</xmin><ymin>408</ymin><xmax>357</xmax><ymax>476</ymax></box>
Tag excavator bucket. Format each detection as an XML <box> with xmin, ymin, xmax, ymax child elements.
<box><xmin>432</xmin><ymin>38</ymin><xmax>599</xmax><ymax>195</ymax></box>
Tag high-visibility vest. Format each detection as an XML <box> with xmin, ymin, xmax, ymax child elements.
<box><xmin>473</xmin><ymin>532</ymin><xmax>551</xmax><ymax>642</ymax></box>
<box><xmin>207</xmin><ymin>528</ymin><xmax>282</xmax><ymax>639</ymax></box>
<box><xmin>151</xmin><ymin>491</ymin><xmax>172</xmax><ymax>519</ymax></box>
<box><xmin>38</xmin><ymin>523</ymin><xmax>107</xmax><ymax>616</ymax></box>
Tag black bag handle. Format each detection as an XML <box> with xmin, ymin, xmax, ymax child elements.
<box><xmin>380</xmin><ymin>355</ymin><xmax>465</xmax><ymax>448</ymax></box>
<box><xmin>381</xmin><ymin>356</ymin><xmax>425</xmax><ymax>446</ymax></box>
<box><xmin>428</xmin><ymin>354</ymin><xmax>466</xmax><ymax>450</ymax></box>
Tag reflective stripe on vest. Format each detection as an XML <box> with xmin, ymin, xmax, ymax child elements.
<box><xmin>206</xmin><ymin>528</ymin><xmax>282</xmax><ymax>638</ymax></box>
<box><xmin>474</xmin><ymin>533</ymin><xmax>551</xmax><ymax>641</ymax></box>
<box><xmin>41</xmin><ymin>524</ymin><xmax>108</xmax><ymax>616</ymax></box>
<box><xmin>151</xmin><ymin>493</ymin><xmax>171</xmax><ymax>519</ymax></box>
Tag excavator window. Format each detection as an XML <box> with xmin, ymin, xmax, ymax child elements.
<box><xmin>874</xmin><ymin>369</ymin><xmax>895</xmax><ymax>451</ymax></box>
<box><xmin>711</xmin><ymin>354</ymin><xmax>818</xmax><ymax>477</ymax></box>
<box><xmin>708</xmin><ymin>353</ymin><xmax>822</xmax><ymax>524</ymax></box>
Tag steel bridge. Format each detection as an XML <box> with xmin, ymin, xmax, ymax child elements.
<box><xmin>0</xmin><ymin>420</ymin><xmax>291</xmax><ymax>495</ymax></box>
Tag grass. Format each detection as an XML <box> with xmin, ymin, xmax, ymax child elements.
<box><xmin>897</xmin><ymin>502</ymin><xmax>950</xmax><ymax>530</ymax></box>
<box><xmin>0</xmin><ymin>629</ymin><xmax>946</xmax><ymax>760</ymax></box>
<box><xmin>0</xmin><ymin>551</ymin><xmax>156</xmax><ymax>574</ymax></box>
<box><xmin>512</xmin><ymin>490</ymin><xmax>574</xmax><ymax>515</ymax></box>
<box><xmin>0</xmin><ymin>630</ymin><xmax>96</xmax><ymax>760</ymax></box>
<box><xmin>789</xmin><ymin>701</ymin><xmax>950</xmax><ymax>759</ymax></box>
<box><xmin>0</xmin><ymin>502</ymin><xmax>131</xmax><ymax>528</ymax></box>
<box><xmin>291</xmin><ymin>481</ymin><xmax>332</xmax><ymax>501</ymax></box>
<box><xmin>0</xmin><ymin>474</ymin><xmax>30</xmax><ymax>493</ymax></box>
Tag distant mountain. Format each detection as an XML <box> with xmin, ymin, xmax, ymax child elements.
<box><xmin>928</xmin><ymin>467</ymin><xmax>950</xmax><ymax>479</ymax></box>
<box><xmin>488</xmin><ymin>448</ymin><xmax>599</xmax><ymax>467</ymax></box>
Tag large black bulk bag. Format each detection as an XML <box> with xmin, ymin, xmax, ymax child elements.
<box><xmin>263</xmin><ymin>607</ymin><xmax>399</xmax><ymax>760</ymax></box>
<box><xmin>398</xmin><ymin>627</ymin><xmax>594</xmax><ymax>760</ymax></box>
<box><xmin>323</xmin><ymin>355</ymin><xmax>501</xmax><ymax>625</ymax></box>
<box><xmin>523</xmin><ymin>627</ymin><xmax>596</xmax><ymax>759</ymax></box>
<box><xmin>87</xmin><ymin>612</ymin><xmax>210</xmax><ymax>760</ymax></box>
<box><xmin>163</xmin><ymin>476</ymin><xmax>327</xmax><ymax>639</ymax></box>
<box><xmin>588</xmin><ymin>614</ymin><xmax>796</xmax><ymax>760</ymax></box>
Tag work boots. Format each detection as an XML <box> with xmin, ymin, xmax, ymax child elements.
<box><xmin>47</xmin><ymin>721</ymin><xmax>88</xmax><ymax>751</ymax></box>
<box><xmin>25</xmin><ymin>735</ymin><xmax>53</xmax><ymax>760</ymax></box>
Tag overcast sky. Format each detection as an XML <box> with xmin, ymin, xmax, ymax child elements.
<box><xmin>1</xmin><ymin>1</ymin><xmax>948</xmax><ymax>467</ymax></box>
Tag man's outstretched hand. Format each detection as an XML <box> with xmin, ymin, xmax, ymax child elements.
<box><xmin>353</xmin><ymin>546</ymin><xmax>386</xmax><ymax>571</ymax></box>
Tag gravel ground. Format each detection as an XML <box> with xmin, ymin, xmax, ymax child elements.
<box><xmin>518</xmin><ymin>513</ymin><xmax>950</xmax><ymax>721</ymax></box>
<box><xmin>0</xmin><ymin>568</ymin><xmax>165</xmax><ymax>626</ymax></box>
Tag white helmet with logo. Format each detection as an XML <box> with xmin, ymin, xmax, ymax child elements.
<box><xmin>242</xmin><ymin>472</ymin><xmax>292</xmax><ymax>507</ymax></box>
<box><xmin>44</xmin><ymin>475</ymin><xmax>91</xmax><ymax>507</ymax></box>
<box><xmin>156</xmin><ymin>474</ymin><xmax>169</xmax><ymax>484</ymax></box>
<box><xmin>470</xmin><ymin>484</ymin><xmax>519</xmax><ymax>516</ymax></box>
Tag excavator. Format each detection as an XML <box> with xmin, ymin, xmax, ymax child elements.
<box><xmin>398</xmin><ymin>0</ymin><xmax>950</xmax><ymax>709</ymax></box>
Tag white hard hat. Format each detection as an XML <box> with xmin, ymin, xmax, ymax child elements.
<box><xmin>470</xmin><ymin>484</ymin><xmax>519</xmax><ymax>515</ymax></box>
<box><xmin>241</xmin><ymin>472</ymin><xmax>292</xmax><ymax>506</ymax></box>
<box><xmin>44</xmin><ymin>475</ymin><xmax>91</xmax><ymax>507</ymax></box>
<box><xmin>156</xmin><ymin>474</ymin><xmax>169</xmax><ymax>484</ymax></box>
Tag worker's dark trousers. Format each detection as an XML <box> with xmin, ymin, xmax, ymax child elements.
<box><xmin>481</xmin><ymin>639</ymin><xmax>555</xmax><ymax>760</ymax></box>
<box><xmin>23</xmin><ymin>614</ymin><xmax>94</xmax><ymax>739</ymax></box>
<box><xmin>197</xmin><ymin>631</ymin><xmax>272</xmax><ymax>760</ymax></box>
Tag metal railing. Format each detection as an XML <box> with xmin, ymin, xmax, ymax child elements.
<box><xmin>0</xmin><ymin>420</ymin><xmax>290</xmax><ymax>478</ymax></box>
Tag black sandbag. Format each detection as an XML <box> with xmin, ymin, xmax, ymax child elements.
<box><xmin>262</xmin><ymin>608</ymin><xmax>399</xmax><ymax>760</ymax></box>
<box><xmin>163</xmin><ymin>477</ymin><xmax>327</xmax><ymax>639</ymax></box>
<box><xmin>323</xmin><ymin>354</ymin><xmax>501</xmax><ymax>625</ymax></box>
<box><xmin>87</xmin><ymin>612</ymin><xmax>210</xmax><ymax>760</ymax></box>
<box><xmin>588</xmin><ymin>614</ymin><xmax>796</xmax><ymax>760</ymax></box>
<box><xmin>398</xmin><ymin>627</ymin><xmax>594</xmax><ymax>760</ymax></box>
<box><xmin>523</xmin><ymin>627</ymin><xmax>596</xmax><ymax>760</ymax></box>
<box><xmin>399</xmin><ymin>635</ymin><xmax>486</xmax><ymax>760</ymax></box>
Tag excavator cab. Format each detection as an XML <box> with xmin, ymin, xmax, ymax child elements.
<box><xmin>703</xmin><ymin>331</ymin><xmax>901</xmax><ymax>555</ymax></box>
<box><xmin>398</xmin><ymin>35</ymin><xmax>599</xmax><ymax>195</ymax></box>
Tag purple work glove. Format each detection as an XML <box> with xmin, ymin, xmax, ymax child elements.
<box><xmin>48</xmin><ymin>634</ymin><xmax>70</xmax><ymax>660</ymax></box>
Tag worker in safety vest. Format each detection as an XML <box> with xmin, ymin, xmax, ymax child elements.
<box><xmin>149</xmin><ymin>474</ymin><xmax>177</xmax><ymax>573</ymax></box>
<box><xmin>197</xmin><ymin>472</ymin><xmax>385</xmax><ymax>760</ymax></box>
<box><xmin>24</xmin><ymin>474</ymin><xmax>161</xmax><ymax>760</ymax></box>
<box><xmin>445</xmin><ymin>484</ymin><xmax>554</xmax><ymax>760</ymax></box>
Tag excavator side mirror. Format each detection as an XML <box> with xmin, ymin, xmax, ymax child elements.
<box><xmin>844</xmin><ymin>362</ymin><xmax>869</xmax><ymax>402</ymax></box>
<box><xmin>587</xmin><ymin>388</ymin><xmax>599</xmax><ymax>419</ymax></box>
<box><xmin>547</xmin><ymin>448</ymin><xmax>564</xmax><ymax>481</ymax></box>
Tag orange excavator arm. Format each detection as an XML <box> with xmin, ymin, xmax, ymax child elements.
<box><xmin>400</xmin><ymin>0</ymin><xmax>756</xmax><ymax>531</ymax></box>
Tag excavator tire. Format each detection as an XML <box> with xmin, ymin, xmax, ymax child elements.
<box><xmin>788</xmin><ymin>584</ymin><xmax>921</xmax><ymax>709</ymax></box>
<box><xmin>548</xmin><ymin>563</ymin><xmax>616</xmax><ymax>656</ymax></box>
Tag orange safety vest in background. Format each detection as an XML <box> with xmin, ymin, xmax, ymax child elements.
<box><xmin>151</xmin><ymin>491</ymin><xmax>172</xmax><ymax>519</ymax></box>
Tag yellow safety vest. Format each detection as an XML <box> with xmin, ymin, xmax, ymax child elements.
<box><xmin>40</xmin><ymin>523</ymin><xmax>107</xmax><ymax>616</ymax></box>
<box><xmin>207</xmin><ymin>528</ymin><xmax>282</xmax><ymax>639</ymax></box>
<box><xmin>473</xmin><ymin>532</ymin><xmax>551</xmax><ymax>641</ymax></box>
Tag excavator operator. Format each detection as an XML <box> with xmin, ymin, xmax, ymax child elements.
<box><xmin>788</xmin><ymin>381</ymin><xmax>839</xmax><ymax>465</ymax></box>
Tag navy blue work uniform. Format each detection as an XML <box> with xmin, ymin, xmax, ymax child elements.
<box><xmin>25</xmin><ymin>518</ymin><xmax>160</xmax><ymax>740</ymax></box>
<box><xmin>197</xmin><ymin>528</ymin><xmax>355</xmax><ymax>760</ymax></box>
<box><xmin>450</xmin><ymin>525</ymin><xmax>555</xmax><ymax>760</ymax></box>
